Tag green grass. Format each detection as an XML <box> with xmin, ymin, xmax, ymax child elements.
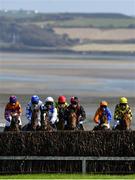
<box><xmin>0</xmin><ymin>173</ymin><xmax>135</xmax><ymax>179</ymax></box>
<box><xmin>47</xmin><ymin>18</ymin><xmax>135</xmax><ymax>28</ymax></box>
<box><xmin>24</xmin><ymin>17</ymin><xmax>135</xmax><ymax>28</ymax></box>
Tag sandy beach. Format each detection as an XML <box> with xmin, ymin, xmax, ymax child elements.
<box><xmin>0</xmin><ymin>52</ymin><xmax>135</xmax><ymax>130</ymax></box>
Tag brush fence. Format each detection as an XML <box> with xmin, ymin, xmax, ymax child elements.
<box><xmin>0</xmin><ymin>131</ymin><xmax>135</xmax><ymax>174</ymax></box>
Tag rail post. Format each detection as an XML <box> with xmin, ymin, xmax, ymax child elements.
<box><xmin>82</xmin><ymin>158</ymin><xmax>86</xmax><ymax>174</ymax></box>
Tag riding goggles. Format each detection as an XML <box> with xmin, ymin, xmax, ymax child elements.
<box><xmin>46</xmin><ymin>102</ymin><xmax>53</xmax><ymax>106</ymax></box>
<box><xmin>120</xmin><ymin>103</ymin><xmax>127</xmax><ymax>106</ymax></box>
<box><xmin>58</xmin><ymin>102</ymin><xmax>65</xmax><ymax>105</ymax></box>
<box><xmin>71</xmin><ymin>102</ymin><xmax>78</xmax><ymax>105</ymax></box>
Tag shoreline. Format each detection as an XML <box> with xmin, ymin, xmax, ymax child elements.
<box><xmin>1</xmin><ymin>49</ymin><xmax>135</xmax><ymax>58</ymax></box>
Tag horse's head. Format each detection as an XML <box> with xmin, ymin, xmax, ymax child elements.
<box><xmin>31</xmin><ymin>107</ymin><xmax>39</xmax><ymax>130</ymax></box>
<box><xmin>10</xmin><ymin>113</ymin><xmax>20</xmax><ymax>131</ymax></box>
<box><xmin>57</xmin><ymin>109</ymin><xmax>65</xmax><ymax>130</ymax></box>
<box><xmin>40</xmin><ymin>110</ymin><xmax>53</xmax><ymax>131</ymax></box>
<box><xmin>114</xmin><ymin>113</ymin><xmax>131</xmax><ymax>130</ymax></box>
<box><xmin>42</xmin><ymin>111</ymin><xmax>49</xmax><ymax>127</ymax></box>
<box><xmin>101</xmin><ymin>115</ymin><xmax>108</xmax><ymax>124</ymax></box>
<box><xmin>123</xmin><ymin>113</ymin><xmax>131</xmax><ymax>130</ymax></box>
<box><xmin>68</xmin><ymin>111</ymin><xmax>78</xmax><ymax>130</ymax></box>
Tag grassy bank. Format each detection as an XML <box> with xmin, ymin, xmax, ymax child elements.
<box><xmin>0</xmin><ymin>173</ymin><xmax>135</xmax><ymax>179</ymax></box>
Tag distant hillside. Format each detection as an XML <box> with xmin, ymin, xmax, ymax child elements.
<box><xmin>0</xmin><ymin>10</ymin><xmax>135</xmax><ymax>28</ymax></box>
<box><xmin>0</xmin><ymin>10</ymin><xmax>133</xmax><ymax>19</ymax></box>
<box><xmin>22</xmin><ymin>13</ymin><xmax>135</xmax><ymax>28</ymax></box>
<box><xmin>0</xmin><ymin>10</ymin><xmax>135</xmax><ymax>53</ymax></box>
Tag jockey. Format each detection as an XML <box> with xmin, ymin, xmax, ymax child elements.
<box><xmin>56</xmin><ymin>96</ymin><xmax>68</xmax><ymax>127</ymax></box>
<box><xmin>40</xmin><ymin>97</ymin><xmax>58</xmax><ymax>128</ymax></box>
<box><xmin>66</xmin><ymin>96</ymin><xmax>86</xmax><ymax>129</ymax></box>
<box><xmin>25</xmin><ymin>95</ymin><xmax>43</xmax><ymax>126</ymax></box>
<box><xmin>4</xmin><ymin>95</ymin><xmax>22</xmax><ymax>131</ymax></box>
<box><xmin>56</xmin><ymin>96</ymin><xmax>68</xmax><ymax>109</ymax></box>
<box><xmin>113</xmin><ymin>97</ymin><xmax>132</xmax><ymax>128</ymax></box>
<box><xmin>93</xmin><ymin>101</ymin><xmax>112</xmax><ymax>129</ymax></box>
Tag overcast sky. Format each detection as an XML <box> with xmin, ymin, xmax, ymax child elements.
<box><xmin>0</xmin><ymin>0</ymin><xmax>135</xmax><ymax>16</ymax></box>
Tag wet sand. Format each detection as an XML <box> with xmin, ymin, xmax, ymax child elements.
<box><xmin>0</xmin><ymin>52</ymin><xmax>135</xmax><ymax>130</ymax></box>
<box><xmin>0</xmin><ymin>52</ymin><xmax>135</xmax><ymax>96</ymax></box>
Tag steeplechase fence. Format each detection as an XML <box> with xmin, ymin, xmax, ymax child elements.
<box><xmin>0</xmin><ymin>130</ymin><xmax>135</xmax><ymax>174</ymax></box>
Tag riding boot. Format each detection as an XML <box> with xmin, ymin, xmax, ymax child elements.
<box><xmin>64</xmin><ymin>125</ymin><xmax>68</xmax><ymax>130</ymax></box>
<box><xmin>93</xmin><ymin>125</ymin><xmax>100</xmax><ymax>130</ymax></box>
<box><xmin>79</xmin><ymin>124</ymin><xmax>84</xmax><ymax>130</ymax></box>
<box><xmin>51</xmin><ymin>124</ymin><xmax>57</xmax><ymax>130</ymax></box>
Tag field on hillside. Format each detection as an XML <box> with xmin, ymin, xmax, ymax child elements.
<box><xmin>54</xmin><ymin>17</ymin><xmax>135</xmax><ymax>28</ymax></box>
<box><xmin>54</xmin><ymin>28</ymin><xmax>135</xmax><ymax>53</ymax></box>
<box><xmin>71</xmin><ymin>43</ymin><xmax>135</xmax><ymax>52</ymax></box>
<box><xmin>54</xmin><ymin>28</ymin><xmax>135</xmax><ymax>41</ymax></box>
<box><xmin>32</xmin><ymin>17</ymin><xmax>135</xmax><ymax>28</ymax></box>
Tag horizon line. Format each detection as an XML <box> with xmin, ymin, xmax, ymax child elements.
<box><xmin>0</xmin><ymin>9</ymin><xmax>134</xmax><ymax>17</ymax></box>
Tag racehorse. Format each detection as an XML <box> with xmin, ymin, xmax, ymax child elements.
<box><xmin>22</xmin><ymin>105</ymin><xmax>40</xmax><ymax>131</ymax></box>
<box><xmin>40</xmin><ymin>111</ymin><xmax>54</xmax><ymax>131</ymax></box>
<box><xmin>9</xmin><ymin>112</ymin><xmax>20</xmax><ymax>132</ymax></box>
<box><xmin>30</xmin><ymin>108</ymin><xmax>40</xmax><ymax>131</ymax></box>
<box><xmin>56</xmin><ymin>109</ymin><xmax>65</xmax><ymax>130</ymax></box>
<box><xmin>93</xmin><ymin>115</ymin><xmax>110</xmax><ymax>131</ymax></box>
<box><xmin>67</xmin><ymin>111</ymin><xmax>78</xmax><ymax>130</ymax></box>
<box><xmin>113</xmin><ymin>113</ymin><xmax>131</xmax><ymax>130</ymax></box>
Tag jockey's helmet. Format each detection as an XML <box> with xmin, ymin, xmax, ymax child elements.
<box><xmin>120</xmin><ymin>97</ymin><xmax>128</xmax><ymax>104</ymax></box>
<box><xmin>9</xmin><ymin>96</ymin><xmax>17</xmax><ymax>104</ymax></box>
<box><xmin>100</xmin><ymin>101</ymin><xmax>108</xmax><ymax>107</ymax></box>
<box><xmin>31</xmin><ymin>95</ymin><xmax>39</xmax><ymax>104</ymax></box>
<box><xmin>58</xmin><ymin>96</ymin><xmax>66</xmax><ymax>104</ymax></box>
<box><xmin>70</xmin><ymin>96</ymin><xmax>79</xmax><ymax>104</ymax></box>
<box><xmin>45</xmin><ymin>97</ymin><xmax>54</xmax><ymax>103</ymax></box>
